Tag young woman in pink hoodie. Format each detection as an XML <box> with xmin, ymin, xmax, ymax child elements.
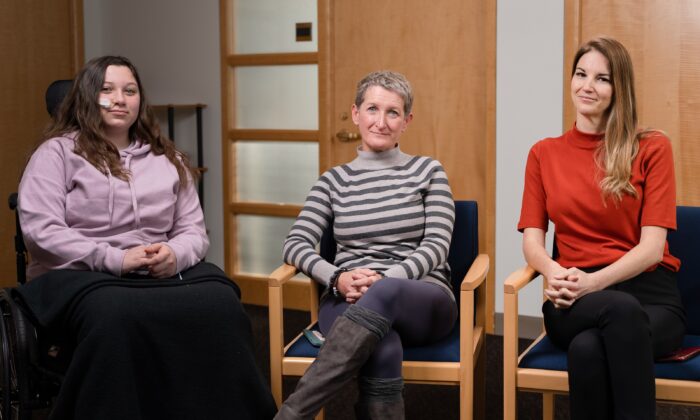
<box><xmin>16</xmin><ymin>56</ymin><xmax>276</xmax><ymax>420</ymax></box>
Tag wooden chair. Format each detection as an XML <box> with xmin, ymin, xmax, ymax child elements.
<box><xmin>268</xmin><ymin>200</ymin><xmax>489</xmax><ymax>419</ymax></box>
<box><xmin>503</xmin><ymin>206</ymin><xmax>700</xmax><ymax>419</ymax></box>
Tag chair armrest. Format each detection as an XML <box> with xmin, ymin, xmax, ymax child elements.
<box><xmin>268</xmin><ymin>263</ymin><xmax>298</xmax><ymax>287</ymax></box>
<box><xmin>503</xmin><ymin>265</ymin><xmax>538</xmax><ymax>294</ymax></box>
<box><xmin>460</xmin><ymin>253</ymin><xmax>489</xmax><ymax>291</ymax></box>
<box><xmin>457</xmin><ymin>253</ymin><xmax>489</xmax><ymax>396</ymax></box>
<box><xmin>268</xmin><ymin>263</ymin><xmax>299</xmax><ymax>405</ymax></box>
<box><xmin>503</xmin><ymin>264</ymin><xmax>539</xmax><ymax>419</ymax></box>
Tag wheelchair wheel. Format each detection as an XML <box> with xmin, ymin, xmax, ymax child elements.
<box><xmin>0</xmin><ymin>289</ymin><xmax>44</xmax><ymax>420</ymax></box>
<box><xmin>0</xmin><ymin>293</ymin><xmax>20</xmax><ymax>420</ymax></box>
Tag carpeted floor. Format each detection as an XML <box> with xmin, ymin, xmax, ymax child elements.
<box><xmin>245</xmin><ymin>304</ymin><xmax>700</xmax><ymax>419</ymax></box>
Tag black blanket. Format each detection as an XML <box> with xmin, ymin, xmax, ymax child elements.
<box><xmin>14</xmin><ymin>262</ymin><xmax>276</xmax><ymax>420</ymax></box>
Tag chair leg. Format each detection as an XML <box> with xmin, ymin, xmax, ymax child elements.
<box><xmin>542</xmin><ymin>392</ymin><xmax>554</xmax><ymax>420</ymax></box>
<box><xmin>459</xmin><ymin>367</ymin><xmax>472</xmax><ymax>420</ymax></box>
<box><xmin>460</xmin><ymin>347</ymin><xmax>486</xmax><ymax>420</ymax></box>
<box><xmin>473</xmin><ymin>347</ymin><xmax>486</xmax><ymax>420</ymax></box>
<box><xmin>503</xmin><ymin>293</ymin><xmax>519</xmax><ymax>420</ymax></box>
<box><xmin>268</xmin><ymin>282</ymin><xmax>285</xmax><ymax>407</ymax></box>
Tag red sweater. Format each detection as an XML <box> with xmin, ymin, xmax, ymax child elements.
<box><xmin>518</xmin><ymin>125</ymin><xmax>679</xmax><ymax>272</ymax></box>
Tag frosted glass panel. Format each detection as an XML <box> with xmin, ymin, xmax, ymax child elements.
<box><xmin>237</xmin><ymin>215</ymin><xmax>295</xmax><ymax>275</ymax></box>
<box><xmin>233</xmin><ymin>0</ymin><xmax>317</xmax><ymax>54</ymax></box>
<box><xmin>235</xmin><ymin>65</ymin><xmax>318</xmax><ymax>129</ymax></box>
<box><xmin>237</xmin><ymin>141</ymin><xmax>318</xmax><ymax>204</ymax></box>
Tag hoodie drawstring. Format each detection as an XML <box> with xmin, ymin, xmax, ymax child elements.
<box><xmin>107</xmin><ymin>170</ymin><xmax>115</xmax><ymax>226</ymax></box>
<box><xmin>123</xmin><ymin>154</ymin><xmax>141</xmax><ymax>228</ymax></box>
<box><xmin>108</xmin><ymin>147</ymin><xmax>144</xmax><ymax>229</ymax></box>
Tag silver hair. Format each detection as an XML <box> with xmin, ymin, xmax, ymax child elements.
<box><xmin>354</xmin><ymin>70</ymin><xmax>414</xmax><ymax>115</ymax></box>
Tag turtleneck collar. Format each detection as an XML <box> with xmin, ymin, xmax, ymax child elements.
<box><xmin>349</xmin><ymin>145</ymin><xmax>411</xmax><ymax>170</ymax></box>
<box><xmin>566</xmin><ymin>123</ymin><xmax>605</xmax><ymax>150</ymax></box>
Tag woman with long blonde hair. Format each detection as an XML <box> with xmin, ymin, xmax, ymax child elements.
<box><xmin>518</xmin><ymin>37</ymin><xmax>685</xmax><ymax>419</ymax></box>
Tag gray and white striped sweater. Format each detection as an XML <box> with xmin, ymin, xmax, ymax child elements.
<box><xmin>283</xmin><ymin>146</ymin><xmax>455</xmax><ymax>299</ymax></box>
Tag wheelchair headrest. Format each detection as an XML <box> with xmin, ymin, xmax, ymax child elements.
<box><xmin>45</xmin><ymin>80</ymin><xmax>73</xmax><ymax>118</ymax></box>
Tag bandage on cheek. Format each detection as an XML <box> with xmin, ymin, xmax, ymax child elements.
<box><xmin>99</xmin><ymin>98</ymin><xmax>112</xmax><ymax>109</ymax></box>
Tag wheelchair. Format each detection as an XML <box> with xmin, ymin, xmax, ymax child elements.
<box><xmin>0</xmin><ymin>288</ymin><xmax>63</xmax><ymax>420</ymax></box>
<box><xmin>0</xmin><ymin>80</ymin><xmax>74</xmax><ymax>419</ymax></box>
<box><xmin>3</xmin><ymin>193</ymin><xmax>67</xmax><ymax>420</ymax></box>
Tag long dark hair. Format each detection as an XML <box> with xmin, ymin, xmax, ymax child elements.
<box><xmin>44</xmin><ymin>55</ymin><xmax>196</xmax><ymax>185</ymax></box>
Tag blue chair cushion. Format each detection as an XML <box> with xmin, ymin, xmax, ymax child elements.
<box><xmin>518</xmin><ymin>336</ymin><xmax>568</xmax><ymax>371</ymax></box>
<box><xmin>519</xmin><ymin>334</ymin><xmax>700</xmax><ymax>381</ymax></box>
<box><xmin>654</xmin><ymin>335</ymin><xmax>700</xmax><ymax>380</ymax></box>
<box><xmin>286</xmin><ymin>322</ymin><xmax>461</xmax><ymax>363</ymax></box>
<box><xmin>669</xmin><ymin>206</ymin><xmax>700</xmax><ymax>335</ymax></box>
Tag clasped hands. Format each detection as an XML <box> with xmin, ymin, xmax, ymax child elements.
<box><xmin>335</xmin><ymin>268</ymin><xmax>384</xmax><ymax>303</ymax></box>
<box><xmin>122</xmin><ymin>243</ymin><xmax>177</xmax><ymax>278</ymax></box>
<box><xmin>544</xmin><ymin>267</ymin><xmax>600</xmax><ymax>309</ymax></box>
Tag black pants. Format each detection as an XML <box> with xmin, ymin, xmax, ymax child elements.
<box><xmin>543</xmin><ymin>267</ymin><xmax>686</xmax><ymax>420</ymax></box>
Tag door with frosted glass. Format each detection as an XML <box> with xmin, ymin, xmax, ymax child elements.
<box><xmin>221</xmin><ymin>0</ymin><xmax>320</xmax><ymax>307</ymax></box>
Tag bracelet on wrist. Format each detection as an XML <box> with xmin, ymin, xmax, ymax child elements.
<box><xmin>329</xmin><ymin>267</ymin><xmax>349</xmax><ymax>297</ymax></box>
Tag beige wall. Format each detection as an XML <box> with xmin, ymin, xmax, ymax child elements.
<box><xmin>496</xmin><ymin>0</ymin><xmax>564</xmax><ymax>316</ymax></box>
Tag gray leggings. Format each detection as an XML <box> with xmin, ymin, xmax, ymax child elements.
<box><xmin>319</xmin><ymin>277</ymin><xmax>458</xmax><ymax>378</ymax></box>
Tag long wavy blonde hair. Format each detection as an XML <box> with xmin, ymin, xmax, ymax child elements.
<box><xmin>573</xmin><ymin>37</ymin><xmax>652</xmax><ymax>202</ymax></box>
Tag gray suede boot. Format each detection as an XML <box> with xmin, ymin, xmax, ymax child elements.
<box><xmin>356</xmin><ymin>376</ymin><xmax>405</xmax><ymax>420</ymax></box>
<box><xmin>275</xmin><ymin>305</ymin><xmax>391</xmax><ymax>420</ymax></box>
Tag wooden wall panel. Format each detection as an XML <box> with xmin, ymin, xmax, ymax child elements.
<box><xmin>0</xmin><ymin>0</ymin><xmax>83</xmax><ymax>286</ymax></box>
<box><xmin>678</xmin><ymin>2</ymin><xmax>700</xmax><ymax>206</ymax></box>
<box><xmin>565</xmin><ymin>0</ymin><xmax>700</xmax><ymax>206</ymax></box>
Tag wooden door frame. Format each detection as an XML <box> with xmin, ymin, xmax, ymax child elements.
<box><xmin>563</xmin><ymin>0</ymin><xmax>581</xmax><ymax>128</ymax></box>
<box><xmin>70</xmin><ymin>0</ymin><xmax>85</xmax><ymax>71</ymax></box>
<box><xmin>317</xmin><ymin>0</ymin><xmax>332</xmax><ymax>173</ymax></box>
<box><xmin>484</xmin><ymin>0</ymin><xmax>497</xmax><ymax>335</ymax></box>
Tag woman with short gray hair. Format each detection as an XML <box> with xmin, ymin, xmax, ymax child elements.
<box><xmin>276</xmin><ymin>70</ymin><xmax>457</xmax><ymax>420</ymax></box>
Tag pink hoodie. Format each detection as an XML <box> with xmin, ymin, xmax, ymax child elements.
<box><xmin>18</xmin><ymin>134</ymin><xmax>209</xmax><ymax>279</ymax></box>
